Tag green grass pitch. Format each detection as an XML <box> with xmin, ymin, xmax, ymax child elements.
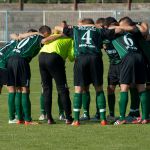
<box><xmin>0</xmin><ymin>52</ymin><xmax>150</xmax><ymax>150</ymax></box>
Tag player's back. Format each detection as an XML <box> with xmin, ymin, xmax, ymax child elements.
<box><xmin>73</xmin><ymin>26</ymin><xmax>103</xmax><ymax>57</ymax></box>
<box><xmin>40</xmin><ymin>36</ymin><xmax>73</xmax><ymax>60</ymax></box>
<box><xmin>0</xmin><ymin>40</ymin><xmax>18</xmax><ymax>69</ymax></box>
<box><xmin>112</xmin><ymin>32</ymin><xmax>140</xmax><ymax>59</ymax></box>
<box><xmin>11</xmin><ymin>34</ymin><xmax>43</xmax><ymax>62</ymax></box>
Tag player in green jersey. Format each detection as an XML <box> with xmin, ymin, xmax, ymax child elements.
<box><xmin>58</xmin><ymin>18</ymin><xmax>123</xmax><ymax>126</ymax></box>
<box><xmin>118</xmin><ymin>18</ymin><xmax>149</xmax><ymax>123</ymax></box>
<box><xmin>124</xmin><ymin>19</ymin><xmax>150</xmax><ymax>122</ymax></box>
<box><xmin>99</xmin><ymin>17</ymin><xmax>122</xmax><ymax>123</ymax></box>
<box><xmin>6</xmin><ymin>26</ymin><xmax>61</xmax><ymax>125</ymax></box>
<box><xmin>113</xmin><ymin>17</ymin><xmax>149</xmax><ymax>125</ymax></box>
<box><xmin>0</xmin><ymin>31</ymin><xmax>40</xmax><ymax>123</ymax></box>
<box><xmin>83</xmin><ymin>18</ymin><xmax>105</xmax><ymax>121</ymax></box>
<box><xmin>0</xmin><ymin>40</ymin><xmax>18</xmax><ymax>123</ymax></box>
<box><xmin>101</xmin><ymin>17</ymin><xmax>141</xmax><ymax>124</ymax></box>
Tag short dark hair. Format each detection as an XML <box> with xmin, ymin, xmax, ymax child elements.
<box><xmin>39</xmin><ymin>25</ymin><xmax>51</xmax><ymax>34</ymax></box>
<box><xmin>96</xmin><ymin>18</ymin><xmax>105</xmax><ymax>24</ymax></box>
<box><xmin>96</xmin><ymin>18</ymin><xmax>106</xmax><ymax>28</ymax></box>
<box><xmin>27</xmin><ymin>29</ymin><xmax>38</xmax><ymax>32</ymax></box>
<box><xmin>62</xmin><ymin>20</ymin><xmax>67</xmax><ymax>24</ymax></box>
<box><xmin>81</xmin><ymin>18</ymin><xmax>95</xmax><ymax>25</ymax></box>
<box><xmin>119</xmin><ymin>16</ymin><xmax>135</xmax><ymax>26</ymax></box>
<box><xmin>105</xmin><ymin>17</ymin><xmax>118</xmax><ymax>27</ymax></box>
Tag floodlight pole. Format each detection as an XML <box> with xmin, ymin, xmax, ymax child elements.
<box><xmin>128</xmin><ymin>0</ymin><xmax>132</xmax><ymax>10</ymax></box>
<box><xmin>19</xmin><ymin>0</ymin><xmax>24</xmax><ymax>11</ymax></box>
<box><xmin>74</xmin><ymin>0</ymin><xmax>78</xmax><ymax>11</ymax></box>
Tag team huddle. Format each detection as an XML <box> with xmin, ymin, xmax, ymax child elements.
<box><xmin>0</xmin><ymin>16</ymin><xmax>150</xmax><ymax>126</ymax></box>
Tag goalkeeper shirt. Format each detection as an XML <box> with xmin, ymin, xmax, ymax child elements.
<box><xmin>40</xmin><ymin>36</ymin><xmax>74</xmax><ymax>61</ymax></box>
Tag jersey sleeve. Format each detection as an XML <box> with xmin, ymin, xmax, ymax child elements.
<box><xmin>131</xmin><ymin>26</ymin><xmax>143</xmax><ymax>38</ymax></box>
<box><xmin>67</xmin><ymin>40</ymin><xmax>74</xmax><ymax>62</ymax></box>
<box><xmin>101</xmin><ymin>29</ymin><xmax>116</xmax><ymax>40</ymax></box>
<box><xmin>63</xmin><ymin>27</ymin><xmax>73</xmax><ymax>38</ymax></box>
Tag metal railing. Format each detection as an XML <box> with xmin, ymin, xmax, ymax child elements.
<box><xmin>0</xmin><ymin>10</ymin><xmax>150</xmax><ymax>42</ymax></box>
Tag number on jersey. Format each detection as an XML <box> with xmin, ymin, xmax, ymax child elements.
<box><xmin>81</xmin><ymin>30</ymin><xmax>92</xmax><ymax>44</ymax></box>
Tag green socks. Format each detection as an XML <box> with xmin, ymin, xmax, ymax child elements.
<box><xmin>8</xmin><ymin>93</ymin><xmax>16</xmax><ymax>120</ymax></box>
<box><xmin>96</xmin><ymin>91</ymin><xmax>106</xmax><ymax>120</ymax></box>
<box><xmin>108</xmin><ymin>93</ymin><xmax>115</xmax><ymax>117</ymax></box>
<box><xmin>139</xmin><ymin>91</ymin><xmax>149</xmax><ymax>120</ymax></box>
<box><xmin>15</xmin><ymin>92</ymin><xmax>23</xmax><ymax>120</ymax></box>
<box><xmin>40</xmin><ymin>93</ymin><xmax>46</xmax><ymax>115</ymax></box>
<box><xmin>22</xmin><ymin>93</ymin><xmax>32</xmax><ymax>121</ymax></box>
<box><xmin>146</xmin><ymin>90</ymin><xmax>150</xmax><ymax>116</ymax></box>
<box><xmin>73</xmin><ymin>93</ymin><xmax>82</xmax><ymax>121</ymax></box>
<box><xmin>129</xmin><ymin>88</ymin><xmax>140</xmax><ymax>116</ymax></box>
<box><xmin>82</xmin><ymin>92</ymin><xmax>90</xmax><ymax>117</ymax></box>
<box><xmin>119</xmin><ymin>92</ymin><xmax>128</xmax><ymax>120</ymax></box>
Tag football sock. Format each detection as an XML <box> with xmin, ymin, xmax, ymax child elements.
<box><xmin>119</xmin><ymin>92</ymin><xmax>128</xmax><ymax>120</ymax></box>
<box><xmin>58</xmin><ymin>94</ymin><xmax>64</xmax><ymax>115</ymax></box>
<box><xmin>129</xmin><ymin>88</ymin><xmax>140</xmax><ymax>117</ymax></box>
<box><xmin>139</xmin><ymin>91</ymin><xmax>149</xmax><ymax>120</ymax></box>
<box><xmin>96</xmin><ymin>91</ymin><xmax>106</xmax><ymax>120</ymax></box>
<box><xmin>108</xmin><ymin>93</ymin><xmax>115</xmax><ymax>117</ymax></box>
<box><xmin>8</xmin><ymin>93</ymin><xmax>16</xmax><ymax>120</ymax></box>
<box><xmin>82</xmin><ymin>92</ymin><xmax>90</xmax><ymax>117</ymax></box>
<box><xmin>15</xmin><ymin>92</ymin><xmax>23</xmax><ymax>120</ymax></box>
<box><xmin>22</xmin><ymin>93</ymin><xmax>32</xmax><ymax>121</ymax></box>
<box><xmin>73</xmin><ymin>93</ymin><xmax>82</xmax><ymax>121</ymax></box>
<box><xmin>28</xmin><ymin>93</ymin><xmax>31</xmax><ymax>117</ymax></box>
<box><xmin>95</xmin><ymin>97</ymin><xmax>100</xmax><ymax>117</ymax></box>
<box><xmin>146</xmin><ymin>89</ymin><xmax>150</xmax><ymax>115</ymax></box>
<box><xmin>40</xmin><ymin>93</ymin><xmax>46</xmax><ymax>115</ymax></box>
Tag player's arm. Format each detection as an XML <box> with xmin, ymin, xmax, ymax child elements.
<box><xmin>55</xmin><ymin>26</ymin><xmax>73</xmax><ymax>38</ymax></box>
<box><xmin>136</xmin><ymin>22</ymin><xmax>149</xmax><ymax>36</ymax></box>
<box><xmin>10</xmin><ymin>32</ymin><xmax>42</xmax><ymax>40</ymax></box>
<box><xmin>112</xmin><ymin>23</ymin><xmax>148</xmax><ymax>36</ymax></box>
<box><xmin>101</xmin><ymin>28</ymin><xmax>123</xmax><ymax>40</ymax></box>
<box><xmin>41</xmin><ymin>34</ymin><xmax>63</xmax><ymax>44</ymax></box>
<box><xmin>55</xmin><ymin>26</ymin><xmax>64</xmax><ymax>33</ymax></box>
<box><xmin>67</xmin><ymin>40</ymin><xmax>75</xmax><ymax>62</ymax></box>
<box><xmin>146</xmin><ymin>34</ymin><xmax>150</xmax><ymax>41</ymax></box>
<box><xmin>109</xmin><ymin>25</ymin><xmax>136</xmax><ymax>32</ymax></box>
<box><xmin>19</xmin><ymin>32</ymin><xmax>42</xmax><ymax>40</ymax></box>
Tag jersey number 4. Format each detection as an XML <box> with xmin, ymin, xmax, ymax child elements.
<box><xmin>81</xmin><ymin>30</ymin><xmax>92</xmax><ymax>44</ymax></box>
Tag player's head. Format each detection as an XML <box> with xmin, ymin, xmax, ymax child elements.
<box><xmin>95</xmin><ymin>18</ymin><xmax>105</xmax><ymax>28</ymax></box>
<box><xmin>119</xmin><ymin>16</ymin><xmax>135</xmax><ymax>26</ymax></box>
<box><xmin>39</xmin><ymin>25</ymin><xmax>51</xmax><ymax>37</ymax></box>
<box><xmin>81</xmin><ymin>18</ymin><xmax>95</xmax><ymax>25</ymax></box>
<box><xmin>52</xmin><ymin>29</ymin><xmax>61</xmax><ymax>34</ymax></box>
<box><xmin>61</xmin><ymin>20</ymin><xmax>68</xmax><ymax>28</ymax></box>
<box><xmin>105</xmin><ymin>17</ymin><xmax>118</xmax><ymax>28</ymax></box>
<box><xmin>27</xmin><ymin>29</ymin><xmax>38</xmax><ymax>32</ymax></box>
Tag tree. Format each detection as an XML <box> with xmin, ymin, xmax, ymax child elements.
<box><xmin>19</xmin><ymin>0</ymin><xmax>24</xmax><ymax>10</ymax></box>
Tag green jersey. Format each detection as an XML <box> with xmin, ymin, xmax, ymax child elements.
<box><xmin>112</xmin><ymin>32</ymin><xmax>140</xmax><ymax>59</ymax></box>
<box><xmin>0</xmin><ymin>40</ymin><xmax>18</xmax><ymax>69</ymax></box>
<box><xmin>73</xmin><ymin>26</ymin><xmax>103</xmax><ymax>57</ymax></box>
<box><xmin>137</xmin><ymin>38</ymin><xmax>150</xmax><ymax>64</ymax></box>
<box><xmin>11</xmin><ymin>34</ymin><xmax>43</xmax><ymax>62</ymax></box>
<box><xmin>63</xmin><ymin>26</ymin><xmax>115</xmax><ymax>58</ymax></box>
<box><xmin>103</xmin><ymin>40</ymin><xmax>121</xmax><ymax>65</ymax></box>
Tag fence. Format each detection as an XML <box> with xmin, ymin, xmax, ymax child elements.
<box><xmin>0</xmin><ymin>0</ymin><xmax>150</xmax><ymax>3</ymax></box>
<box><xmin>0</xmin><ymin>10</ymin><xmax>150</xmax><ymax>42</ymax></box>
